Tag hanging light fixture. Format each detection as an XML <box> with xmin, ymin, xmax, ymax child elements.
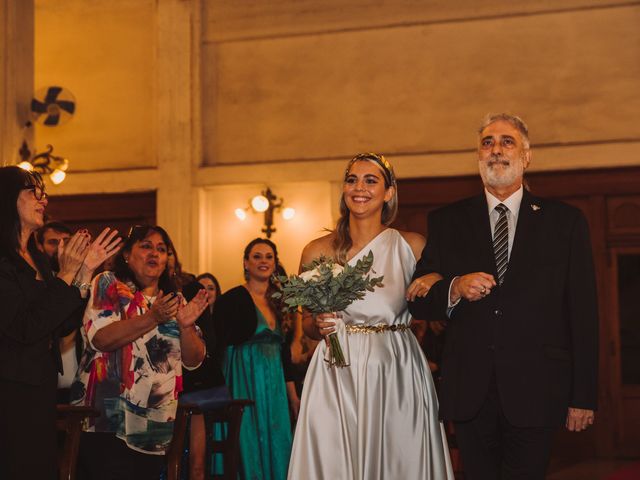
<box><xmin>17</xmin><ymin>143</ymin><xmax>69</xmax><ymax>185</ymax></box>
<box><xmin>235</xmin><ymin>187</ymin><xmax>296</xmax><ymax>238</ymax></box>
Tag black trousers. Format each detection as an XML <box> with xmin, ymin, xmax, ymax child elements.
<box><xmin>453</xmin><ymin>377</ymin><xmax>556</xmax><ymax>480</ymax></box>
<box><xmin>77</xmin><ymin>432</ymin><xmax>165</xmax><ymax>480</ymax></box>
<box><xmin>0</xmin><ymin>367</ymin><xmax>58</xmax><ymax>480</ymax></box>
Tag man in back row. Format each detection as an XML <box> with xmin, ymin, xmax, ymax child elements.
<box><xmin>36</xmin><ymin>221</ymin><xmax>72</xmax><ymax>274</ymax></box>
<box><xmin>410</xmin><ymin>113</ymin><xmax>599</xmax><ymax>479</ymax></box>
<box><xmin>36</xmin><ymin>221</ymin><xmax>80</xmax><ymax>402</ymax></box>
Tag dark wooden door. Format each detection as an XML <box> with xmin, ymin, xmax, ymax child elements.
<box><xmin>392</xmin><ymin>167</ymin><xmax>640</xmax><ymax>461</ymax></box>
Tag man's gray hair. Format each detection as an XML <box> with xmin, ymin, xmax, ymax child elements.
<box><xmin>478</xmin><ymin>113</ymin><xmax>530</xmax><ymax>149</ymax></box>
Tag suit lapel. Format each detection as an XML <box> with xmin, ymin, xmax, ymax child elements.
<box><xmin>502</xmin><ymin>189</ymin><xmax>541</xmax><ymax>287</ymax></box>
<box><xmin>465</xmin><ymin>194</ymin><xmax>496</xmax><ymax>275</ymax></box>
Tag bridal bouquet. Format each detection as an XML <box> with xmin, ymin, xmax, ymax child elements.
<box><xmin>273</xmin><ymin>251</ymin><xmax>383</xmax><ymax>367</ymax></box>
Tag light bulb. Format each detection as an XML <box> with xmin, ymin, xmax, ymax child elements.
<box><xmin>282</xmin><ymin>207</ymin><xmax>295</xmax><ymax>220</ymax></box>
<box><xmin>251</xmin><ymin>195</ymin><xmax>269</xmax><ymax>213</ymax></box>
<box><xmin>50</xmin><ymin>169</ymin><xmax>66</xmax><ymax>185</ymax></box>
<box><xmin>59</xmin><ymin>158</ymin><xmax>70</xmax><ymax>171</ymax></box>
<box><xmin>17</xmin><ymin>161</ymin><xmax>34</xmax><ymax>171</ymax></box>
<box><xmin>235</xmin><ymin>208</ymin><xmax>247</xmax><ymax>220</ymax></box>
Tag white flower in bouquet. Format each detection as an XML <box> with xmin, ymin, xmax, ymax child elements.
<box><xmin>298</xmin><ymin>263</ymin><xmax>344</xmax><ymax>282</ymax></box>
<box><xmin>272</xmin><ymin>251</ymin><xmax>382</xmax><ymax>367</ymax></box>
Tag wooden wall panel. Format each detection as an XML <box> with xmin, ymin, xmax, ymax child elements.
<box><xmin>44</xmin><ymin>191</ymin><xmax>156</xmax><ymax>239</ymax></box>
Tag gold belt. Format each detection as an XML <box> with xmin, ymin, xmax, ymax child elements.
<box><xmin>345</xmin><ymin>324</ymin><xmax>410</xmax><ymax>334</ymax></box>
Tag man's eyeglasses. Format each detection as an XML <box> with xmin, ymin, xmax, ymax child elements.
<box><xmin>22</xmin><ymin>185</ymin><xmax>48</xmax><ymax>201</ymax></box>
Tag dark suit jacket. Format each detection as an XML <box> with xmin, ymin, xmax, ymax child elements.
<box><xmin>0</xmin><ymin>244</ymin><xmax>85</xmax><ymax>386</ymax></box>
<box><xmin>409</xmin><ymin>189</ymin><xmax>599</xmax><ymax>428</ymax></box>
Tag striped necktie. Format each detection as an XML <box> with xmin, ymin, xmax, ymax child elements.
<box><xmin>493</xmin><ymin>203</ymin><xmax>509</xmax><ymax>285</ymax></box>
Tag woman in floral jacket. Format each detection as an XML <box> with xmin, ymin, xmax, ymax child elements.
<box><xmin>72</xmin><ymin>225</ymin><xmax>208</xmax><ymax>480</ymax></box>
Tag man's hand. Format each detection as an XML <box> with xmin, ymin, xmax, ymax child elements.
<box><xmin>566</xmin><ymin>407</ymin><xmax>595</xmax><ymax>432</ymax></box>
<box><xmin>450</xmin><ymin>272</ymin><xmax>496</xmax><ymax>303</ymax></box>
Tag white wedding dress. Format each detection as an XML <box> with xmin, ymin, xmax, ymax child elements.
<box><xmin>288</xmin><ymin>229</ymin><xmax>453</xmax><ymax>480</ymax></box>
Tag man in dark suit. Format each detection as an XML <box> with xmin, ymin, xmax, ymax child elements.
<box><xmin>409</xmin><ymin>114</ymin><xmax>599</xmax><ymax>479</ymax></box>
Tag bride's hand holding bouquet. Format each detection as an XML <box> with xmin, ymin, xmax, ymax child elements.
<box><xmin>273</xmin><ymin>251</ymin><xmax>383</xmax><ymax>367</ymax></box>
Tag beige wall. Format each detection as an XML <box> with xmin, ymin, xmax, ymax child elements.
<box><xmin>198</xmin><ymin>182</ymin><xmax>335</xmax><ymax>291</ymax></box>
<box><xmin>202</xmin><ymin>1</ymin><xmax>640</xmax><ymax>171</ymax></box>
<box><xmin>0</xmin><ymin>0</ymin><xmax>34</xmax><ymax>166</ymax></box>
<box><xmin>34</xmin><ymin>0</ymin><xmax>156</xmax><ymax>172</ymax></box>
<box><xmin>20</xmin><ymin>0</ymin><xmax>640</xmax><ymax>288</ymax></box>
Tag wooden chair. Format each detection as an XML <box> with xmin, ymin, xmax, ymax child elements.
<box><xmin>56</xmin><ymin>405</ymin><xmax>100</xmax><ymax>480</ymax></box>
<box><xmin>166</xmin><ymin>399</ymin><xmax>254</xmax><ymax>480</ymax></box>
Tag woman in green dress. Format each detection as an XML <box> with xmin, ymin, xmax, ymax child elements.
<box><xmin>213</xmin><ymin>238</ymin><xmax>300</xmax><ymax>479</ymax></box>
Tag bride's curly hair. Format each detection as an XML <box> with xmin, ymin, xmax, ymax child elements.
<box><xmin>332</xmin><ymin>153</ymin><xmax>398</xmax><ymax>265</ymax></box>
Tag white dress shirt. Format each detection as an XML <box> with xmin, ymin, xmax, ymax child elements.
<box><xmin>485</xmin><ymin>185</ymin><xmax>523</xmax><ymax>260</ymax></box>
<box><xmin>447</xmin><ymin>185</ymin><xmax>524</xmax><ymax>309</ymax></box>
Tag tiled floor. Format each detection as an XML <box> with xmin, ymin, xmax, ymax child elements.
<box><xmin>546</xmin><ymin>460</ymin><xmax>640</xmax><ymax>480</ymax></box>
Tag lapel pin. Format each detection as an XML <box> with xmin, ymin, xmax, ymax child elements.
<box><xmin>531</xmin><ymin>204</ymin><xmax>541</xmax><ymax>211</ymax></box>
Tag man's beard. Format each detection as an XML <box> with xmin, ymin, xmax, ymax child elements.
<box><xmin>479</xmin><ymin>154</ymin><xmax>524</xmax><ymax>188</ymax></box>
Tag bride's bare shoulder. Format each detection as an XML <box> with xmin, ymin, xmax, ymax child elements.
<box><xmin>300</xmin><ymin>233</ymin><xmax>335</xmax><ymax>266</ymax></box>
<box><xmin>396</xmin><ymin>230</ymin><xmax>426</xmax><ymax>259</ymax></box>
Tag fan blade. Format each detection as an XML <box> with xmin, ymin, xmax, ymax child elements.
<box><xmin>44</xmin><ymin>86</ymin><xmax>62</xmax><ymax>103</ymax></box>
<box><xmin>31</xmin><ymin>99</ymin><xmax>48</xmax><ymax>114</ymax></box>
<box><xmin>44</xmin><ymin>114</ymin><xmax>60</xmax><ymax>126</ymax></box>
<box><xmin>56</xmin><ymin>100</ymin><xmax>75</xmax><ymax>114</ymax></box>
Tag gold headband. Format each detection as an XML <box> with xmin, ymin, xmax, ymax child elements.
<box><xmin>345</xmin><ymin>153</ymin><xmax>396</xmax><ymax>186</ymax></box>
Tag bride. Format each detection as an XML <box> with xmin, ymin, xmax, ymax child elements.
<box><xmin>288</xmin><ymin>153</ymin><xmax>454</xmax><ymax>479</ymax></box>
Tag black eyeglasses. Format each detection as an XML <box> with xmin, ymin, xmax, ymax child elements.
<box><xmin>22</xmin><ymin>185</ymin><xmax>48</xmax><ymax>201</ymax></box>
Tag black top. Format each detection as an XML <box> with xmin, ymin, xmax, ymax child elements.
<box><xmin>0</xmin><ymin>243</ymin><xmax>85</xmax><ymax>386</ymax></box>
<box><xmin>181</xmin><ymin>280</ymin><xmax>225</xmax><ymax>391</ymax></box>
<box><xmin>213</xmin><ymin>285</ymin><xmax>294</xmax><ymax>382</ymax></box>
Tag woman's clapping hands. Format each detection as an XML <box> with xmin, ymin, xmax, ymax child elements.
<box><xmin>57</xmin><ymin>230</ymin><xmax>91</xmax><ymax>283</ymax></box>
<box><xmin>177</xmin><ymin>289</ymin><xmax>208</xmax><ymax>329</ymax></box>
<box><xmin>82</xmin><ymin>227</ymin><xmax>122</xmax><ymax>272</ymax></box>
<box><xmin>150</xmin><ymin>291</ymin><xmax>181</xmax><ymax>325</ymax></box>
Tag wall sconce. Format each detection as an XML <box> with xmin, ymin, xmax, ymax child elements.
<box><xmin>235</xmin><ymin>187</ymin><xmax>295</xmax><ymax>238</ymax></box>
<box><xmin>17</xmin><ymin>143</ymin><xmax>69</xmax><ymax>185</ymax></box>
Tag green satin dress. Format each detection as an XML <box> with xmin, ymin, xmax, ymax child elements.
<box><xmin>220</xmin><ymin>307</ymin><xmax>292</xmax><ymax>479</ymax></box>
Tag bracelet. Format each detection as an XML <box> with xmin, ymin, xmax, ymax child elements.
<box><xmin>72</xmin><ymin>279</ymin><xmax>91</xmax><ymax>291</ymax></box>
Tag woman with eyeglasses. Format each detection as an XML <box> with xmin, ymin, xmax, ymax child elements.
<box><xmin>71</xmin><ymin>225</ymin><xmax>208</xmax><ymax>480</ymax></box>
<box><xmin>0</xmin><ymin>166</ymin><xmax>121</xmax><ymax>480</ymax></box>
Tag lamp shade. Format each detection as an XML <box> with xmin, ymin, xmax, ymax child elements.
<box><xmin>251</xmin><ymin>195</ymin><xmax>269</xmax><ymax>212</ymax></box>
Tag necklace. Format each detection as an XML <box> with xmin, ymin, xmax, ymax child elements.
<box><xmin>141</xmin><ymin>293</ymin><xmax>157</xmax><ymax>309</ymax></box>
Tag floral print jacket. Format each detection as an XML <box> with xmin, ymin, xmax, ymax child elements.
<box><xmin>71</xmin><ymin>271</ymin><xmax>187</xmax><ymax>455</ymax></box>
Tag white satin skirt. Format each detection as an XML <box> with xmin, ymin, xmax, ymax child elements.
<box><xmin>288</xmin><ymin>328</ymin><xmax>454</xmax><ymax>479</ymax></box>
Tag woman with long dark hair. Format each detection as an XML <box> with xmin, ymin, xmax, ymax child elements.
<box><xmin>196</xmin><ymin>272</ymin><xmax>220</xmax><ymax>316</ymax></box>
<box><xmin>184</xmin><ymin>272</ymin><xmax>223</xmax><ymax>480</ymax></box>
<box><xmin>213</xmin><ymin>238</ymin><xmax>299</xmax><ymax>479</ymax></box>
<box><xmin>0</xmin><ymin>166</ymin><xmax>120</xmax><ymax>480</ymax></box>
<box><xmin>71</xmin><ymin>225</ymin><xmax>208</xmax><ymax>480</ymax></box>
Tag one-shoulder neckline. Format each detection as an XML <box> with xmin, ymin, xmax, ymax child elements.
<box><xmin>346</xmin><ymin>228</ymin><xmax>394</xmax><ymax>264</ymax></box>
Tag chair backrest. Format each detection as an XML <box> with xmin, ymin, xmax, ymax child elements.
<box><xmin>56</xmin><ymin>405</ymin><xmax>100</xmax><ymax>480</ymax></box>
<box><xmin>166</xmin><ymin>399</ymin><xmax>254</xmax><ymax>480</ymax></box>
